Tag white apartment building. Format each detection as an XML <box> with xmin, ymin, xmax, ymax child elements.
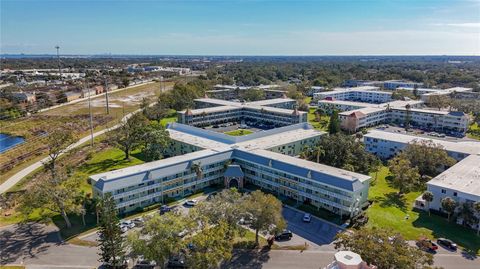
<box><xmin>313</xmin><ymin>86</ymin><xmax>390</xmax><ymax>104</ymax></box>
<box><xmin>363</xmin><ymin>129</ymin><xmax>480</xmax><ymax>223</ymax></box>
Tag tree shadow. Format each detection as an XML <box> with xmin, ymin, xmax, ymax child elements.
<box><xmin>0</xmin><ymin>222</ymin><xmax>61</xmax><ymax>265</ymax></box>
<box><xmin>412</xmin><ymin>209</ymin><xmax>480</xmax><ymax>257</ymax></box>
<box><xmin>376</xmin><ymin>192</ymin><xmax>407</xmax><ymax>212</ymax></box>
<box><xmin>221</xmin><ymin>249</ymin><xmax>271</xmax><ymax>269</ymax></box>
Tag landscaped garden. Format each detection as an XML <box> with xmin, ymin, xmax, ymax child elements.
<box><xmin>367</xmin><ymin>166</ymin><xmax>480</xmax><ymax>254</ymax></box>
<box><xmin>224</xmin><ymin>129</ymin><xmax>254</xmax><ymax>136</ymax></box>
<box><xmin>307</xmin><ymin>107</ymin><xmax>329</xmax><ymax>131</ymax></box>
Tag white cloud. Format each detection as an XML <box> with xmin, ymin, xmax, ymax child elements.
<box><xmin>432</xmin><ymin>22</ymin><xmax>480</xmax><ymax>28</ymax></box>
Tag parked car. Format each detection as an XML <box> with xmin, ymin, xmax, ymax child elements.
<box><xmin>121</xmin><ymin>220</ymin><xmax>135</xmax><ymax>229</ymax></box>
<box><xmin>302</xmin><ymin>213</ymin><xmax>311</xmax><ymax>223</ymax></box>
<box><xmin>160</xmin><ymin>205</ymin><xmax>171</xmax><ymax>214</ymax></box>
<box><xmin>119</xmin><ymin>225</ymin><xmax>129</xmax><ymax>233</ymax></box>
<box><xmin>103</xmin><ymin>257</ymin><xmax>128</xmax><ymax>269</ymax></box>
<box><xmin>177</xmin><ymin>229</ymin><xmax>189</xmax><ymax>238</ymax></box>
<box><xmin>416</xmin><ymin>237</ymin><xmax>438</xmax><ymax>252</ymax></box>
<box><xmin>167</xmin><ymin>254</ymin><xmax>187</xmax><ymax>268</ymax></box>
<box><xmin>132</xmin><ymin>217</ymin><xmax>144</xmax><ymax>227</ymax></box>
<box><xmin>437</xmin><ymin>238</ymin><xmax>457</xmax><ymax>251</ymax></box>
<box><xmin>135</xmin><ymin>256</ymin><xmax>156</xmax><ymax>268</ymax></box>
<box><xmin>275</xmin><ymin>230</ymin><xmax>293</xmax><ymax>241</ymax></box>
<box><xmin>184</xmin><ymin>199</ymin><xmax>197</xmax><ymax>207</ymax></box>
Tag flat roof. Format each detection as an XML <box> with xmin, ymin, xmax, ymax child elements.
<box><xmin>428</xmin><ymin>154</ymin><xmax>480</xmax><ymax>197</ymax></box>
<box><xmin>168</xmin><ymin>129</ymin><xmax>230</xmax><ymax>150</ymax></box>
<box><xmin>319</xmin><ymin>99</ymin><xmax>379</xmax><ymax>108</ymax></box>
<box><xmin>90</xmin><ymin>149</ymin><xmax>224</xmax><ymax>182</ymax></box>
<box><xmin>365</xmin><ymin>130</ymin><xmax>480</xmax><ymax>155</ymax></box>
<box><xmin>236</xmin><ymin>127</ymin><xmax>324</xmax><ymax>150</ymax></box>
<box><xmin>339</xmin><ymin>107</ymin><xmax>386</xmax><ymax>116</ymax></box>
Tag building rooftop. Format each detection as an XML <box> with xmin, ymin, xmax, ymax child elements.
<box><xmin>428</xmin><ymin>154</ymin><xmax>480</xmax><ymax>197</ymax></box>
<box><xmin>365</xmin><ymin>130</ymin><xmax>480</xmax><ymax>155</ymax></box>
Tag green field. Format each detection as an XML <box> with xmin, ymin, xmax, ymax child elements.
<box><xmin>224</xmin><ymin>129</ymin><xmax>254</xmax><ymax>136</ymax></box>
<box><xmin>307</xmin><ymin>107</ymin><xmax>329</xmax><ymax>131</ymax></box>
<box><xmin>367</xmin><ymin>166</ymin><xmax>480</xmax><ymax>254</ymax></box>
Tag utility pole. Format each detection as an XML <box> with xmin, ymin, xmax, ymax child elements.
<box><xmin>104</xmin><ymin>75</ymin><xmax>110</xmax><ymax>114</ymax></box>
<box><xmin>54</xmin><ymin>45</ymin><xmax>62</xmax><ymax>81</ymax></box>
<box><xmin>86</xmin><ymin>82</ymin><xmax>94</xmax><ymax>147</ymax></box>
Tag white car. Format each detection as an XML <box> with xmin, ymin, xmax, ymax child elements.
<box><xmin>120</xmin><ymin>225</ymin><xmax>129</xmax><ymax>233</ymax></box>
<box><xmin>184</xmin><ymin>199</ymin><xmax>198</xmax><ymax>207</ymax></box>
<box><xmin>303</xmin><ymin>213</ymin><xmax>311</xmax><ymax>223</ymax></box>
<box><xmin>121</xmin><ymin>220</ymin><xmax>135</xmax><ymax>229</ymax></box>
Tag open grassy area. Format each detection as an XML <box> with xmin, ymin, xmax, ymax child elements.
<box><xmin>367</xmin><ymin>166</ymin><xmax>480</xmax><ymax>254</ymax></box>
<box><xmin>0</xmin><ymin>266</ymin><xmax>26</xmax><ymax>269</ymax></box>
<box><xmin>307</xmin><ymin>107</ymin><xmax>329</xmax><ymax>131</ymax></box>
<box><xmin>0</xmin><ymin>146</ymin><xmax>146</xmax><ymax>228</ymax></box>
<box><xmin>233</xmin><ymin>228</ymin><xmax>269</xmax><ymax>249</ymax></box>
<box><xmin>0</xmin><ymin>82</ymin><xmax>171</xmax><ymax>181</ymax></box>
<box><xmin>224</xmin><ymin>129</ymin><xmax>254</xmax><ymax>136</ymax></box>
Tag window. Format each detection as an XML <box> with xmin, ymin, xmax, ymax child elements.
<box><xmin>453</xmin><ymin>192</ymin><xmax>457</xmax><ymax>197</ymax></box>
<box><xmin>441</xmin><ymin>189</ymin><xmax>446</xmax><ymax>194</ymax></box>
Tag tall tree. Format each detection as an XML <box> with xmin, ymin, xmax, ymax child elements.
<box><xmin>191</xmin><ymin>188</ymin><xmax>245</xmax><ymax>239</ymax></box>
<box><xmin>441</xmin><ymin>197</ymin><xmax>457</xmax><ymax>222</ymax></box>
<box><xmin>328</xmin><ymin>110</ymin><xmax>341</xmax><ymax>134</ymax></box>
<box><xmin>334</xmin><ymin>227</ymin><xmax>434</xmax><ymax>269</ymax></box>
<box><xmin>474</xmin><ymin>202</ymin><xmax>480</xmax><ymax>235</ymax></box>
<box><xmin>427</xmin><ymin>95</ymin><xmax>450</xmax><ymax>110</ymax></box>
<box><xmin>302</xmin><ymin>133</ymin><xmax>379</xmax><ymax>174</ymax></box>
<box><xmin>186</xmin><ymin>221</ymin><xmax>233</xmax><ymax>269</ymax></box>
<box><xmin>403</xmin><ymin>140</ymin><xmax>456</xmax><ymax>178</ymax></box>
<box><xmin>127</xmin><ymin>213</ymin><xmax>192</xmax><ymax>267</ymax></box>
<box><xmin>45</xmin><ymin>128</ymin><xmax>74</xmax><ymax>174</ymax></box>
<box><xmin>98</xmin><ymin>193</ymin><xmax>126</xmax><ymax>267</ymax></box>
<box><xmin>108</xmin><ymin>113</ymin><xmax>149</xmax><ymax>160</ymax></box>
<box><xmin>421</xmin><ymin>191</ymin><xmax>434</xmax><ymax>216</ymax></box>
<box><xmin>388</xmin><ymin>153</ymin><xmax>420</xmax><ymax>194</ymax></box>
<box><xmin>142</xmin><ymin>123</ymin><xmax>171</xmax><ymax>161</ymax></box>
<box><xmin>244</xmin><ymin>190</ymin><xmax>286</xmax><ymax>246</ymax></box>
<box><xmin>458</xmin><ymin>202</ymin><xmax>476</xmax><ymax>227</ymax></box>
<box><xmin>20</xmin><ymin>167</ymin><xmax>82</xmax><ymax>228</ymax></box>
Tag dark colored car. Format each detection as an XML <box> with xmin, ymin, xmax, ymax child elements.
<box><xmin>274</xmin><ymin>230</ymin><xmax>293</xmax><ymax>241</ymax></box>
<box><xmin>160</xmin><ymin>205</ymin><xmax>171</xmax><ymax>214</ymax></box>
<box><xmin>437</xmin><ymin>238</ymin><xmax>457</xmax><ymax>250</ymax></box>
<box><xmin>167</xmin><ymin>254</ymin><xmax>187</xmax><ymax>268</ymax></box>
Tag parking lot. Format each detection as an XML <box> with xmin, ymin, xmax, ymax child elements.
<box><xmin>275</xmin><ymin>206</ymin><xmax>342</xmax><ymax>250</ymax></box>
<box><xmin>377</xmin><ymin>125</ymin><xmax>475</xmax><ymax>142</ymax></box>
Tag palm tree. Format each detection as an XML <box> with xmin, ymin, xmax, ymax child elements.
<box><xmin>474</xmin><ymin>202</ymin><xmax>480</xmax><ymax>235</ymax></box>
<box><xmin>422</xmin><ymin>191</ymin><xmax>434</xmax><ymax>216</ymax></box>
<box><xmin>441</xmin><ymin>197</ymin><xmax>457</xmax><ymax>222</ymax></box>
<box><xmin>315</xmin><ymin>146</ymin><xmax>325</xmax><ymax>164</ymax></box>
<box><xmin>191</xmin><ymin>162</ymin><xmax>203</xmax><ymax>189</ymax></box>
<box><xmin>458</xmin><ymin>202</ymin><xmax>476</xmax><ymax>227</ymax></box>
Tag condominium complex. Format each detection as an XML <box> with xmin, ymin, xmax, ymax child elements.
<box><xmin>178</xmin><ymin>98</ymin><xmax>306</xmax><ymax>127</ymax></box>
<box><xmin>363</xmin><ymin>129</ymin><xmax>480</xmax><ymax>220</ymax></box>
<box><xmin>90</xmin><ymin>98</ymin><xmax>371</xmax><ymax>218</ymax></box>
<box><xmin>315</xmin><ymin>87</ymin><xmax>470</xmax><ymax>134</ymax></box>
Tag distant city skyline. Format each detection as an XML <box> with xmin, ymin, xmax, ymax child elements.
<box><xmin>1</xmin><ymin>0</ymin><xmax>479</xmax><ymax>55</ymax></box>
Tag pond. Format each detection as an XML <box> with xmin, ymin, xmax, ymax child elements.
<box><xmin>0</xmin><ymin>133</ymin><xmax>25</xmax><ymax>153</ymax></box>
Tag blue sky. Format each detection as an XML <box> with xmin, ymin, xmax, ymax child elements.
<box><xmin>1</xmin><ymin>0</ymin><xmax>479</xmax><ymax>55</ymax></box>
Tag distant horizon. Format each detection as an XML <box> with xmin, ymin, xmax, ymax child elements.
<box><xmin>1</xmin><ymin>0</ymin><xmax>479</xmax><ymax>55</ymax></box>
<box><xmin>2</xmin><ymin>53</ymin><xmax>480</xmax><ymax>57</ymax></box>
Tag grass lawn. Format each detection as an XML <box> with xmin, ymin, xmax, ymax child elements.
<box><xmin>467</xmin><ymin>122</ymin><xmax>480</xmax><ymax>140</ymax></box>
<box><xmin>224</xmin><ymin>129</ymin><xmax>254</xmax><ymax>136</ymax></box>
<box><xmin>367</xmin><ymin>166</ymin><xmax>480</xmax><ymax>254</ymax></box>
<box><xmin>0</xmin><ymin>266</ymin><xmax>26</xmax><ymax>269</ymax></box>
<box><xmin>307</xmin><ymin>107</ymin><xmax>329</xmax><ymax>131</ymax></box>
<box><xmin>233</xmin><ymin>228</ymin><xmax>269</xmax><ymax>249</ymax></box>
